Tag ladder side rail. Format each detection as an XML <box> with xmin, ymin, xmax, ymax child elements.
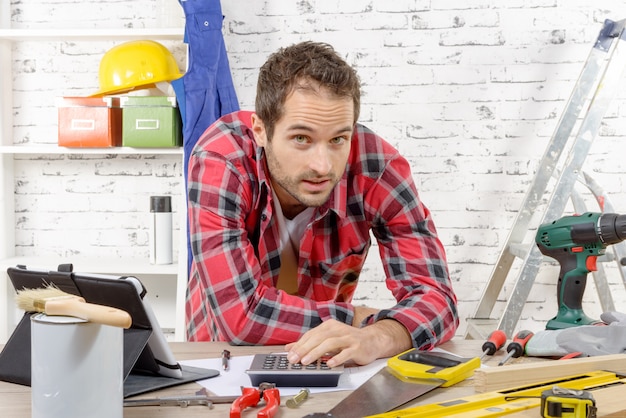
<box><xmin>496</xmin><ymin>24</ymin><xmax>626</xmax><ymax>335</ymax></box>
<box><xmin>467</xmin><ymin>20</ymin><xmax>617</xmax><ymax>325</ymax></box>
<box><xmin>497</xmin><ymin>247</ymin><xmax>545</xmax><ymax>336</ymax></box>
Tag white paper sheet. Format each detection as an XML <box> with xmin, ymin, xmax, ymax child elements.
<box><xmin>180</xmin><ymin>354</ymin><xmax>388</xmax><ymax>397</ymax></box>
<box><xmin>179</xmin><ymin>347</ymin><xmax>463</xmax><ymax>397</ymax></box>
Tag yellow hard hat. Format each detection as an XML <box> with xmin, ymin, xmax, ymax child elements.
<box><xmin>91</xmin><ymin>40</ymin><xmax>183</xmax><ymax>97</ymax></box>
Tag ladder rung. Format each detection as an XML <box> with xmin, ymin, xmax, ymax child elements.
<box><xmin>508</xmin><ymin>243</ymin><xmax>530</xmax><ymax>259</ymax></box>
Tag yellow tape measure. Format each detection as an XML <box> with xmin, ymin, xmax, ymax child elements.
<box><xmin>541</xmin><ymin>387</ymin><xmax>596</xmax><ymax>418</ymax></box>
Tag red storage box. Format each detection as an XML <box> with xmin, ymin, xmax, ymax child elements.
<box><xmin>57</xmin><ymin>97</ymin><xmax>122</xmax><ymax>147</ymax></box>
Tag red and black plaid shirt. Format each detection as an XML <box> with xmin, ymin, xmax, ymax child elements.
<box><xmin>185</xmin><ymin>111</ymin><xmax>458</xmax><ymax>348</ymax></box>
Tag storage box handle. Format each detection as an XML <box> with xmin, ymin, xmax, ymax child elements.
<box><xmin>135</xmin><ymin>119</ymin><xmax>160</xmax><ymax>130</ymax></box>
<box><xmin>70</xmin><ymin>119</ymin><xmax>95</xmax><ymax>131</ymax></box>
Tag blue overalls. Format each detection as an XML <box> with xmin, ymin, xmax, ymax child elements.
<box><xmin>172</xmin><ymin>0</ymin><xmax>240</xmax><ymax>274</ymax></box>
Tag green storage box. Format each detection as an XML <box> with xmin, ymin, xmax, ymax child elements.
<box><xmin>121</xmin><ymin>96</ymin><xmax>182</xmax><ymax>147</ymax></box>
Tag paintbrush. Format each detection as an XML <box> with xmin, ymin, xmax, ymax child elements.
<box><xmin>16</xmin><ymin>286</ymin><xmax>132</xmax><ymax>329</ymax></box>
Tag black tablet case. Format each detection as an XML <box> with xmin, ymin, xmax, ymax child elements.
<box><xmin>0</xmin><ymin>264</ymin><xmax>219</xmax><ymax>397</ymax></box>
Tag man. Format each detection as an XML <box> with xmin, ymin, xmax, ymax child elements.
<box><xmin>185</xmin><ymin>41</ymin><xmax>458</xmax><ymax>367</ymax></box>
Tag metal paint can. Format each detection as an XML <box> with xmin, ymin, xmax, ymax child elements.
<box><xmin>30</xmin><ymin>314</ymin><xmax>123</xmax><ymax>418</ymax></box>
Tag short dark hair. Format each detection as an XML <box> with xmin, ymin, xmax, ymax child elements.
<box><xmin>255</xmin><ymin>41</ymin><xmax>361</xmax><ymax>140</ymax></box>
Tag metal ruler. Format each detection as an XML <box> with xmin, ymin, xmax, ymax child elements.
<box><xmin>366</xmin><ymin>370</ymin><xmax>626</xmax><ymax>417</ymax></box>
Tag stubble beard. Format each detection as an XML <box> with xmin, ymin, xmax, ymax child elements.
<box><xmin>264</xmin><ymin>146</ymin><xmax>336</xmax><ymax>209</ymax></box>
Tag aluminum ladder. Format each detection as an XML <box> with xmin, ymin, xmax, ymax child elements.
<box><xmin>465</xmin><ymin>18</ymin><xmax>626</xmax><ymax>340</ymax></box>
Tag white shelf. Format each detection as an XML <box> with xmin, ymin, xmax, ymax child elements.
<box><xmin>0</xmin><ymin>255</ymin><xmax>179</xmax><ymax>276</ymax></box>
<box><xmin>0</xmin><ymin>255</ymin><xmax>182</xmax><ymax>342</ymax></box>
<box><xmin>0</xmin><ymin>28</ymin><xmax>184</xmax><ymax>41</ymax></box>
<box><xmin>0</xmin><ymin>145</ymin><xmax>184</xmax><ymax>155</ymax></box>
<box><xmin>0</xmin><ymin>25</ymin><xmax>189</xmax><ymax>343</ymax></box>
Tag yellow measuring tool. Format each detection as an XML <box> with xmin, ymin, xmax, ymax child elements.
<box><xmin>319</xmin><ymin>349</ymin><xmax>480</xmax><ymax>417</ymax></box>
<box><xmin>366</xmin><ymin>370</ymin><xmax>626</xmax><ymax>417</ymax></box>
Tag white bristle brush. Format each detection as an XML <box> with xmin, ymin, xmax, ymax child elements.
<box><xmin>16</xmin><ymin>285</ymin><xmax>132</xmax><ymax>329</ymax></box>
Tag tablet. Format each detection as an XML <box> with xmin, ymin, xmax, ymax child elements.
<box><xmin>0</xmin><ymin>264</ymin><xmax>219</xmax><ymax>397</ymax></box>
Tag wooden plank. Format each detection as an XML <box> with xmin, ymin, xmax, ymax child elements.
<box><xmin>506</xmin><ymin>383</ymin><xmax>626</xmax><ymax>417</ymax></box>
<box><xmin>473</xmin><ymin>354</ymin><xmax>626</xmax><ymax>393</ymax></box>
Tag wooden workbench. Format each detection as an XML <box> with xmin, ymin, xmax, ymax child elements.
<box><xmin>0</xmin><ymin>339</ymin><xmax>623</xmax><ymax>417</ymax></box>
<box><xmin>0</xmin><ymin>340</ymin><xmax>485</xmax><ymax>417</ymax></box>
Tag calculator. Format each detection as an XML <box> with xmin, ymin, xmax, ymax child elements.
<box><xmin>246</xmin><ymin>353</ymin><xmax>344</xmax><ymax>387</ymax></box>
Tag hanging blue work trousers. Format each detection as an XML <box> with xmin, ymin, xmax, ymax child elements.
<box><xmin>172</xmin><ymin>0</ymin><xmax>240</xmax><ymax>276</ymax></box>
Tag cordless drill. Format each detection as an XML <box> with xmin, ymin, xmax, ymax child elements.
<box><xmin>535</xmin><ymin>212</ymin><xmax>626</xmax><ymax>330</ymax></box>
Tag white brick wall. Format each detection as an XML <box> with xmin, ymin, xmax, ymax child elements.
<box><xmin>6</xmin><ymin>0</ymin><xmax>626</xmax><ymax>337</ymax></box>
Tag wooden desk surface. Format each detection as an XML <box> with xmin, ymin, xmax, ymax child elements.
<box><xmin>0</xmin><ymin>339</ymin><xmax>505</xmax><ymax>417</ymax></box>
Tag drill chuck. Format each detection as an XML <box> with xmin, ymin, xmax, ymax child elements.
<box><xmin>597</xmin><ymin>213</ymin><xmax>626</xmax><ymax>244</ymax></box>
<box><xmin>566</xmin><ymin>213</ymin><xmax>626</xmax><ymax>245</ymax></box>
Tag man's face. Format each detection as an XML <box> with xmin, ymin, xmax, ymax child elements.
<box><xmin>252</xmin><ymin>87</ymin><xmax>354</xmax><ymax>219</ymax></box>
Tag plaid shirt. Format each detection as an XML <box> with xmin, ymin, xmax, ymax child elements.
<box><xmin>185</xmin><ymin>110</ymin><xmax>458</xmax><ymax>348</ymax></box>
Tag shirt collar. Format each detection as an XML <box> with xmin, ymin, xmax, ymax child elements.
<box><xmin>316</xmin><ymin>171</ymin><xmax>346</xmax><ymax>220</ymax></box>
<box><xmin>255</xmin><ymin>145</ymin><xmax>271</xmax><ymax>192</ymax></box>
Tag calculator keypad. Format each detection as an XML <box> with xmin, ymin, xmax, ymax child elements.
<box><xmin>246</xmin><ymin>353</ymin><xmax>344</xmax><ymax>387</ymax></box>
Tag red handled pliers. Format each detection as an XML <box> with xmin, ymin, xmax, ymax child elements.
<box><xmin>230</xmin><ymin>382</ymin><xmax>280</xmax><ymax>418</ymax></box>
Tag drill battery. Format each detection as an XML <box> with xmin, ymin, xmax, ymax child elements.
<box><xmin>541</xmin><ymin>386</ymin><xmax>596</xmax><ymax>418</ymax></box>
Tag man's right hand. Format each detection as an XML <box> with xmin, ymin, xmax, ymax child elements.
<box><xmin>285</xmin><ymin>316</ymin><xmax>412</xmax><ymax>367</ymax></box>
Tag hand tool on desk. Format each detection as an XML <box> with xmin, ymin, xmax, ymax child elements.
<box><xmin>480</xmin><ymin>330</ymin><xmax>507</xmax><ymax>362</ymax></box>
<box><xmin>124</xmin><ymin>395</ymin><xmax>214</xmax><ymax>408</ymax></box>
<box><xmin>499</xmin><ymin>330</ymin><xmax>534</xmax><ymax>366</ymax></box>
<box><xmin>223</xmin><ymin>349</ymin><xmax>231</xmax><ymax>370</ymax></box>
<box><xmin>286</xmin><ymin>388</ymin><xmax>310</xmax><ymax>408</ymax></box>
<box><xmin>541</xmin><ymin>386</ymin><xmax>596</xmax><ymax>418</ymax></box>
<box><xmin>230</xmin><ymin>382</ymin><xmax>280</xmax><ymax>418</ymax></box>
<box><xmin>367</xmin><ymin>369</ymin><xmax>625</xmax><ymax>417</ymax></box>
<box><xmin>536</xmin><ymin>212</ymin><xmax>626</xmax><ymax>330</ymax></box>
<box><xmin>15</xmin><ymin>285</ymin><xmax>132</xmax><ymax>328</ymax></box>
<box><xmin>304</xmin><ymin>349</ymin><xmax>480</xmax><ymax>418</ymax></box>
<box><xmin>124</xmin><ymin>391</ymin><xmax>240</xmax><ymax>408</ymax></box>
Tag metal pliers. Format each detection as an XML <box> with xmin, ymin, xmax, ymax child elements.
<box><xmin>230</xmin><ymin>382</ymin><xmax>280</xmax><ymax>418</ymax></box>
